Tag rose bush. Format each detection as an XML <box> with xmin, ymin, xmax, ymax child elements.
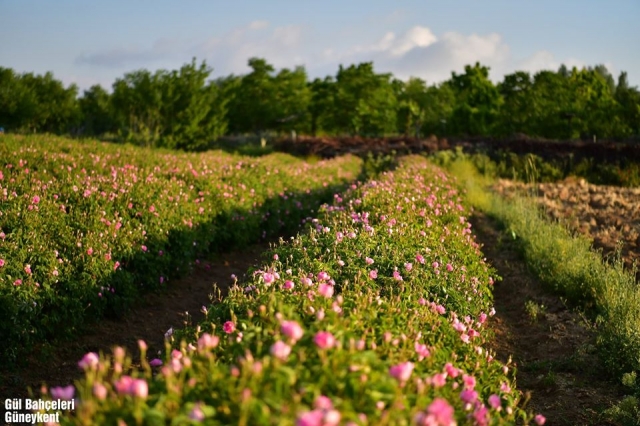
<box><xmin>0</xmin><ymin>134</ymin><xmax>362</xmax><ymax>363</ymax></box>
<box><xmin>49</xmin><ymin>156</ymin><xmax>541</xmax><ymax>424</ymax></box>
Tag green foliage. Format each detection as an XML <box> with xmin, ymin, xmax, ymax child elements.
<box><xmin>272</xmin><ymin>66</ymin><xmax>312</xmax><ymax>134</ymax></box>
<box><xmin>308</xmin><ymin>76</ymin><xmax>336</xmax><ymax>136</ymax></box>
<box><xmin>439</xmin><ymin>151</ymin><xmax>640</xmax><ymax>420</ymax></box>
<box><xmin>603</xmin><ymin>396</ymin><xmax>640</xmax><ymax>426</ymax></box>
<box><xmin>520</xmin><ymin>65</ymin><xmax>638</xmax><ymax>139</ymax></box>
<box><xmin>434</xmin><ymin>148</ymin><xmax>640</xmax><ymax>187</ymax></box>
<box><xmin>422</xmin><ymin>83</ymin><xmax>457</xmax><ymax>136</ymax></box>
<box><xmin>524</xmin><ymin>300</ymin><xmax>546</xmax><ymax>323</ymax></box>
<box><xmin>615</xmin><ymin>71</ymin><xmax>640</xmax><ymax>137</ymax></box>
<box><xmin>110</xmin><ymin>59</ymin><xmax>228</xmax><ymax>150</ymax></box>
<box><xmin>0</xmin><ymin>134</ymin><xmax>363</xmax><ymax>364</ymax></box>
<box><xmin>0</xmin><ymin>67</ymin><xmax>80</xmax><ymax>133</ymax></box>
<box><xmin>78</xmin><ymin>85</ymin><xmax>114</xmax><ymax>136</ymax></box>
<box><xmin>449</xmin><ymin>63</ymin><xmax>503</xmax><ymax>136</ymax></box>
<box><xmin>158</xmin><ymin>59</ymin><xmax>229</xmax><ymax>151</ymax></box>
<box><xmin>56</xmin><ymin>156</ymin><xmax>533</xmax><ymax>425</ymax></box>
<box><xmin>332</xmin><ymin>62</ymin><xmax>398</xmax><ymax>136</ymax></box>
<box><xmin>225</xmin><ymin>58</ymin><xmax>311</xmax><ymax>136</ymax></box>
<box><xmin>361</xmin><ymin>151</ymin><xmax>398</xmax><ymax>179</ymax></box>
<box><xmin>497</xmin><ymin>71</ymin><xmax>533</xmax><ymax>136</ymax></box>
<box><xmin>226</xmin><ymin>58</ymin><xmax>277</xmax><ymax>134</ymax></box>
<box><xmin>568</xmin><ymin>67</ymin><xmax>620</xmax><ymax>138</ymax></box>
<box><xmin>528</xmin><ymin>69</ymin><xmax>575</xmax><ymax>138</ymax></box>
<box><xmin>396</xmin><ymin>77</ymin><xmax>429</xmax><ymax>136</ymax></box>
<box><xmin>2</xmin><ymin>59</ymin><xmax>639</xmax><ymax>146</ymax></box>
<box><xmin>111</xmin><ymin>68</ymin><xmax>163</xmax><ymax>145</ymax></box>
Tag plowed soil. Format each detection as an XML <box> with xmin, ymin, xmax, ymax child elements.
<box><xmin>493</xmin><ymin>178</ymin><xmax>640</xmax><ymax>277</ymax></box>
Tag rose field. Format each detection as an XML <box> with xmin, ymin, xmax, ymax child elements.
<box><xmin>0</xmin><ymin>135</ymin><xmax>557</xmax><ymax>426</ymax></box>
<box><xmin>7</xmin><ymin>135</ymin><xmax>640</xmax><ymax>425</ymax></box>
<box><xmin>0</xmin><ymin>134</ymin><xmax>363</xmax><ymax>363</ymax></box>
<box><xmin>27</xmin><ymin>151</ymin><xmax>540</xmax><ymax>425</ymax></box>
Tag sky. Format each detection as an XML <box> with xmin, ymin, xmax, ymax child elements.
<box><xmin>1</xmin><ymin>0</ymin><xmax>638</xmax><ymax>91</ymax></box>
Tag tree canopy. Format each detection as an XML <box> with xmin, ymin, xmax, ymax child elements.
<box><xmin>1</xmin><ymin>59</ymin><xmax>638</xmax><ymax>149</ymax></box>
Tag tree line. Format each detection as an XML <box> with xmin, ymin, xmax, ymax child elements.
<box><xmin>1</xmin><ymin>58</ymin><xmax>639</xmax><ymax>150</ymax></box>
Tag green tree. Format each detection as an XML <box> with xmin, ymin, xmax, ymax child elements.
<box><xmin>110</xmin><ymin>59</ymin><xmax>227</xmax><ymax>149</ymax></box>
<box><xmin>558</xmin><ymin>64</ymin><xmax>570</xmax><ymax>78</ymax></box>
<box><xmin>617</xmin><ymin>71</ymin><xmax>630</xmax><ymax>93</ymax></box>
<box><xmin>449</xmin><ymin>63</ymin><xmax>503</xmax><ymax>136</ymax></box>
<box><xmin>568</xmin><ymin>67</ymin><xmax>620</xmax><ymax>138</ymax></box>
<box><xmin>333</xmin><ymin>62</ymin><xmax>398</xmax><ymax>136</ymax></box>
<box><xmin>0</xmin><ymin>67</ymin><xmax>32</xmax><ymax>131</ymax></box>
<box><xmin>614</xmin><ymin>71</ymin><xmax>640</xmax><ymax>137</ymax></box>
<box><xmin>497</xmin><ymin>71</ymin><xmax>533</xmax><ymax>136</ymax></box>
<box><xmin>592</xmin><ymin>64</ymin><xmax>616</xmax><ymax>95</ymax></box>
<box><xmin>396</xmin><ymin>77</ymin><xmax>429</xmax><ymax>137</ymax></box>
<box><xmin>79</xmin><ymin>85</ymin><xmax>114</xmax><ymax>136</ymax></box>
<box><xmin>157</xmin><ymin>59</ymin><xmax>228</xmax><ymax>151</ymax></box>
<box><xmin>308</xmin><ymin>76</ymin><xmax>337</xmax><ymax>136</ymax></box>
<box><xmin>419</xmin><ymin>83</ymin><xmax>455</xmax><ymax>137</ymax></box>
<box><xmin>213</xmin><ymin>74</ymin><xmax>242</xmax><ymax>132</ymax></box>
<box><xmin>271</xmin><ymin>66</ymin><xmax>311</xmax><ymax>135</ymax></box>
<box><xmin>0</xmin><ymin>69</ymin><xmax>79</xmax><ymax>133</ymax></box>
<box><xmin>226</xmin><ymin>58</ymin><xmax>277</xmax><ymax>135</ymax></box>
<box><xmin>111</xmin><ymin>69</ymin><xmax>163</xmax><ymax>145</ymax></box>
<box><xmin>529</xmin><ymin>70</ymin><xmax>574</xmax><ymax>138</ymax></box>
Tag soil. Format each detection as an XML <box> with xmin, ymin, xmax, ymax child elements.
<box><xmin>272</xmin><ymin>134</ymin><xmax>640</xmax><ymax>163</ymax></box>
<box><xmin>0</xmin><ymin>243</ymin><xmax>270</xmax><ymax>401</ymax></box>
<box><xmin>493</xmin><ymin>178</ymin><xmax>640</xmax><ymax>279</ymax></box>
<box><xmin>471</xmin><ymin>212</ymin><xmax>622</xmax><ymax>425</ymax></box>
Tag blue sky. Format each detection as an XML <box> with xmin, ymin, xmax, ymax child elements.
<box><xmin>1</xmin><ymin>0</ymin><xmax>638</xmax><ymax>91</ymax></box>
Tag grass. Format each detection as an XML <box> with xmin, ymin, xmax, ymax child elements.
<box><xmin>431</xmin><ymin>150</ymin><xmax>640</xmax><ymax>424</ymax></box>
<box><xmin>524</xmin><ymin>300</ymin><xmax>546</xmax><ymax>323</ymax></box>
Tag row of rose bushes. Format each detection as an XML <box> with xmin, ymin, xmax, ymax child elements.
<box><xmin>52</xmin><ymin>156</ymin><xmax>542</xmax><ymax>425</ymax></box>
<box><xmin>432</xmin><ymin>150</ymin><xmax>640</xmax><ymax>423</ymax></box>
<box><xmin>0</xmin><ymin>134</ymin><xmax>363</xmax><ymax>363</ymax></box>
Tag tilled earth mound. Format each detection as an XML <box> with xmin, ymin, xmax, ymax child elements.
<box><xmin>493</xmin><ymin>179</ymin><xmax>640</xmax><ymax>276</ymax></box>
<box><xmin>273</xmin><ymin>135</ymin><xmax>446</xmax><ymax>157</ymax></box>
<box><xmin>272</xmin><ymin>134</ymin><xmax>640</xmax><ymax>161</ymax></box>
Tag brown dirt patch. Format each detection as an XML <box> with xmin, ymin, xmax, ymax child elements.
<box><xmin>0</xmin><ymin>243</ymin><xmax>269</xmax><ymax>400</ymax></box>
<box><xmin>471</xmin><ymin>212</ymin><xmax>622</xmax><ymax>425</ymax></box>
<box><xmin>493</xmin><ymin>179</ymin><xmax>640</xmax><ymax>279</ymax></box>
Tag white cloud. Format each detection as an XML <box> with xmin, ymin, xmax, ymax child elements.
<box><xmin>517</xmin><ymin>50</ymin><xmax>585</xmax><ymax>75</ymax></box>
<box><xmin>196</xmin><ymin>23</ymin><xmax>306</xmax><ymax>74</ymax></box>
<box><xmin>321</xmin><ymin>26</ymin><xmax>510</xmax><ymax>83</ymax></box>
<box><xmin>315</xmin><ymin>27</ymin><xmax>593</xmax><ymax>85</ymax></box>
<box><xmin>365</xmin><ymin>26</ymin><xmax>438</xmax><ymax>57</ymax></box>
<box><xmin>75</xmin><ymin>21</ymin><xmax>306</xmax><ymax>75</ymax></box>
<box><xmin>399</xmin><ymin>30</ymin><xmax>510</xmax><ymax>81</ymax></box>
<box><xmin>72</xmin><ymin>22</ymin><xmax>591</xmax><ymax>89</ymax></box>
<box><xmin>390</xmin><ymin>26</ymin><xmax>438</xmax><ymax>56</ymax></box>
<box><xmin>248</xmin><ymin>20</ymin><xmax>269</xmax><ymax>30</ymax></box>
<box><xmin>518</xmin><ymin>50</ymin><xmax>555</xmax><ymax>71</ymax></box>
<box><xmin>271</xmin><ymin>25</ymin><xmax>303</xmax><ymax>48</ymax></box>
<box><xmin>372</xmin><ymin>32</ymin><xmax>396</xmax><ymax>52</ymax></box>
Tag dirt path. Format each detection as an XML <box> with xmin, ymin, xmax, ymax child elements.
<box><xmin>0</xmin><ymin>243</ymin><xmax>270</xmax><ymax>400</ymax></box>
<box><xmin>470</xmin><ymin>212</ymin><xmax>622</xmax><ymax>425</ymax></box>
